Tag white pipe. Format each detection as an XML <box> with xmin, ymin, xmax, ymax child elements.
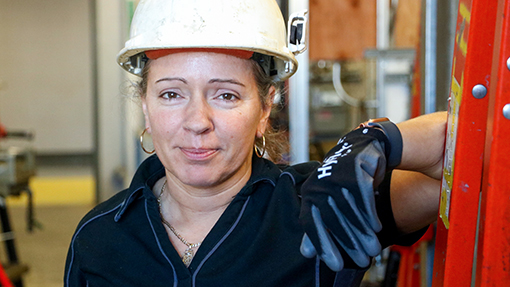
<box><xmin>332</xmin><ymin>63</ymin><xmax>362</xmax><ymax>107</ymax></box>
<box><xmin>424</xmin><ymin>0</ymin><xmax>437</xmax><ymax>114</ymax></box>
<box><xmin>377</xmin><ymin>0</ymin><xmax>390</xmax><ymax>49</ymax></box>
<box><xmin>288</xmin><ymin>0</ymin><xmax>309</xmax><ymax>164</ymax></box>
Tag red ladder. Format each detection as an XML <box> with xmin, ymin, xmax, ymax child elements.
<box><xmin>432</xmin><ymin>0</ymin><xmax>510</xmax><ymax>285</ymax></box>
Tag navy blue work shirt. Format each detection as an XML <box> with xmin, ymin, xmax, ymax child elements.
<box><xmin>64</xmin><ymin>155</ymin><xmax>426</xmax><ymax>287</ymax></box>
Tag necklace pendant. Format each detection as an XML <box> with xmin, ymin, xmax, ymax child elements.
<box><xmin>182</xmin><ymin>248</ymin><xmax>194</xmax><ymax>267</ymax></box>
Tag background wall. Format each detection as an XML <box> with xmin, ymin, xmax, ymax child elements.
<box><xmin>0</xmin><ymin>0</ymin><xmax>143</xmax><ymax>201</ymax></box>
<box><xmin>309</xmin><ymin>0</ymin><xmax>376</xmax><ymax>61</ymax></box>
<box><xmin>0</xmin><ymin>0</ymin><xmax>94</xmax><ymax>155</ymax></box>
<box><xmin>309</xmin><ymin>0</ymin><xmax>422</xmax><ymax>61</ymax></box>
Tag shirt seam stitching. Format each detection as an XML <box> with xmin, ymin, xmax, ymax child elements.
<box><xmin>145</xmin><ymin>198</ymin><xmax>178</xmax><ymax>287</ymax></box>
<box><xmin>65</xmin><ymin>203</ymin><xmax>123</xmax><ymax>287</ymax></box>
<box><xmin>279</xmin><ymin>171</ymin><xmax>297</xmax><ymax>186</ymax></box>
<box><xmin>191</xmin><ymin>196</ymin><xmax>252</xmax><ymax>286</ymax></box>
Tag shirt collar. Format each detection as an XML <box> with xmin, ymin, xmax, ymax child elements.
<box><xmin>114</xmin><ymin>155</ymin><xmax>164</xmax><ymax>221</ymax></box>
<box><xmin>243</xmin><ymin>155</ymin><xmax>281</xmax><ymax>190</ymax></box>
<box><xmin>115</xmin><ymin>154</ymin><xmax>282</xmax><ymax>221</ymax></box>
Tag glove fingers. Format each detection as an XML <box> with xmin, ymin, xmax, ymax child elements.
<box><xmin>324</xmin><ymin>192</ymin><xmax>377</xmax><ymax>244</ymax></box>
<box><xmin>311</xmin><ymin>205</ymin><xmax>344</xmax><ymax>271</ymax></box>
<box><xmin>335</xmin><ymin>191</ymin><xmax>381</xmax><ymax>257</ymax></box>
<box><xmin>328</xmin><ymin>212</ymin><xmax>371</xmax><ymax>267</ymax></box>
<box><xmin>326</xmin><ymin>196</ymin><xmax>381</xmax><ymax>266</ymax></box>
<box><xmin>299</xmin><ymin>202</ymin><xmax>325</xmax><ymax>256</ymax></box>
<box><xmin>300</xmin><ymin>234</ymin><xmax>317</xmax><ymax>258</ymax></box>
<box><xmin>335</xmin><ymin>189</ymin><xmax>376</xmax><ymax>236</ymax></box>
<box><xmin>355</xmin><ymin>143</ymin><xmax>385</xmax><ymax>231</ymax></box>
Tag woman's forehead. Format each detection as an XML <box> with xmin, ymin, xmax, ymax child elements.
<box><xmin>148</xmin><ymin>52</ymin><xmax>255</xmax><ymax>82</ymax></box>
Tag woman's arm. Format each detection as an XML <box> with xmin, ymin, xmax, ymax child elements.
<box><xmin>390</xmin><ymin>170</ymin><xmax>440</xmax><ymax>234</ymax></box>
<box><xmin>390</xmin><ymin>111</ymin><xmax>447</xmax><ymax>233</ymax></box>
<box><xmin>397</xmin><ymin>111</ymin><xmax>447</xmax><ymax>179</ymax></box>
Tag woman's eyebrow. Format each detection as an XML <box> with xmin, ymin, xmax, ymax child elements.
<box><xmin>209</xmin><ymin>78</ymin><xmax>245</xmax><ymax>87</ymax></box>
<box><xmin>155</xmin><ymin>77</ymin><xmax>187</xmax><ymax>84</ymax></box>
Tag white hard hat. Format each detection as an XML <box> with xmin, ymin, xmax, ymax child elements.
<box><xmin>117</xmin><ymin>0</ymin><xmax>307</xmax><ymax>81</ymax></box>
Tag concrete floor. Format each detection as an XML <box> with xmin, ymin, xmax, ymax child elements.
<box><xmin>6</xmin><ymin>205</ymin><xmax>92</xmax><ymax>287</ymax></box>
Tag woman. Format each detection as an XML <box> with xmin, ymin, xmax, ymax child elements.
<box><xmin>65</xmin><ymin>0</ymin><xmax>445</xmax><ymax>286</ymax></box>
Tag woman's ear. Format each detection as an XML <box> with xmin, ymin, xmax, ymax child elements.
<box><xmin>256</xmin><ymin>86</ymin><xmax>276</xmax><ymax>137</ymax></box>
<box><xmin>141</xmin><ymin>97</ymin><xmax>151</xmax><ymax>133</ymax></box>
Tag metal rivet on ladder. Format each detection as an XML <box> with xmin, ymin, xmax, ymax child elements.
<box><xmin>503</xmin><ymin>104</ymin><xmax>510</xmax><ymax>120</ymax></box>
<box><xmin>472</xmin><ymin>84</ymin><xmax>487</xmax><ymax>99</ymax></box>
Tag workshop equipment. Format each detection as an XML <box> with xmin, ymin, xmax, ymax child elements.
<box><xmin>0</xmin><ymin>123</ymin><xmax>34</xmax><ymax>286</ymax></box>
<box><xmin>0</xmin><ymin>147</ymin><xmax>36</xmax><ymax>197</ymax></box>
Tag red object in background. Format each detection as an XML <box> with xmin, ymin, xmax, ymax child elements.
<box><xmin>410</xmin><ymin>37</ymin><xmax>421</xmax><ymax>119</ymax></box>
<box><xmin>0</xmin><ymin>123</ymin><xmax>6</xmax><ymax>138</ymax></box>
<box><xmin>393</xmin><ymin>226</ymin><xmax>434</xmax><ymax>287</ymax></box>
<box><xmin>0</xmin><ymin>262</ymin><xmax>14</xmax><ymax>287</ymax></box>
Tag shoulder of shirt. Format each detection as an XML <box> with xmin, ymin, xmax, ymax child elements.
<box><xmin>75</xmin><ymin>188</ymin><xmax>138</xmax><ymax>230</ymax></box>
<box><xmin>73</xmin><ymin>155</ymin><xmax>164</xmax><ymax>230</ymax></box>
<box><xmin>278</xmin><ymin>161</ymin><xmax>320</xmax><ymax>186</ymax></box>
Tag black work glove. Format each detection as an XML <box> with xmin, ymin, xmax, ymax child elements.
<box><xmin>299</xmin><ymin>125</ymin><xmax>401</xmax><ymax>271</ymax></box>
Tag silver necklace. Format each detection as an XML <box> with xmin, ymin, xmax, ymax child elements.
<box><xmin>157</xmin><ymin>180</ymin><xmax>201</xmax><ymax>267</ymax></box>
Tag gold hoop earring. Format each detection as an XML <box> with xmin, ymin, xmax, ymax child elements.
<box><xmin>140</xmin><ymin>128</ymin><xmax>155</xmax><ymax>154</ymax></box>
<box><xmin>254</xmin><ymin>135</ymin><xmax>266</xmax><ymax>158</ymax></box>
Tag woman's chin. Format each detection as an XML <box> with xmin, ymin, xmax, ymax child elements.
<box><xmin>181</xmin><ymin>178</ymin><xmax>226</xmax><ymax>190</ymax></box>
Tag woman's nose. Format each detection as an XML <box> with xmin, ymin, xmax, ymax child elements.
<box><xmin>182</xmin><ymin>98</ymin><xmax>213</xmax><ymax>134</ymax></box>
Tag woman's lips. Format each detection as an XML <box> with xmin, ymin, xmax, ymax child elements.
<box><xmin>180</xmin><ymin>148</ymin><xmax>218</xmax><ymax>160</ymax></box>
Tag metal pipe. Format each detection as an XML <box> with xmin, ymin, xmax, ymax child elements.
<box><xmin>376</xmin><ymin>0</ymin><xmax>390</xmax><ymax>117</ymax></box>
<box><xmin>377</xmin><ymin>0</ymin><xmax>390</xmax><ymax>50</ymax></box>
<box><xmin>422</xmin><ymin>0</ymin><xmax>438</xmax><ymax>114</ymax></box>
<box><xmin>288</xmin><ymin>0</ymin><xmax>309</xmax><ymax>164</ymax></box>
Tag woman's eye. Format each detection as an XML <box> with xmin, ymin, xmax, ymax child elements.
<box><xmin>160</xmin><ymin>91</ymin><xmax>180</xmax><ymax>99</ymax></box>
<box><xmin>218</xmin><ymin>93</ymin><xmax>238</xmax><ymax>101</ymax></box>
